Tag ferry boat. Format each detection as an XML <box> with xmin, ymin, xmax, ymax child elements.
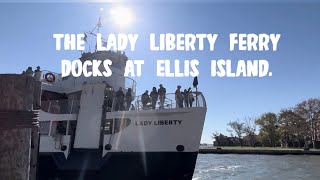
<box><xmin>36</xmin><ymin>22</ymin><xmax>207</xmax><ymax>180</ymax></box>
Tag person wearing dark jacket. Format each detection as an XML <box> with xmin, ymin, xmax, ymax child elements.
<box><xmin>116</xmin><ymin>87</ymin><xmax>125</xmax><ymax>111</ymax></box>
<box><xmin>183</xmin><ymin>89</ymin><xmax>189</xmax><ymax>107</ymax></box>
<box><xmin>188</xmin><ymin>87</ymin><xmax>194</xmax><ymax>107</ymax></box>
<box><xmin>125</xmin><ymin>88</ymin><xmax>133</xmax><ymax>111</ymax></box>
<box><xmin>141</xmin><ymin>90</ymin><xmax>150</xmax><ymax>109</ymax></box>
<box><xmin>150</xmin><ymin>87</ymin><xmax>158</xmax><ymax>109</ymax></box>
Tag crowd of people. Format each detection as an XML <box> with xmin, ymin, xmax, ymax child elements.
<box><xmin>174</xmin><ymin>86</ymin><xmax>194</xmax><ymax>108</ymax></box>
<box><xmin>114</xmin><ymin>87</ymin><xmax>133</xmax><ymax>111</ymax></box>
<box><xmin>113</xmin><ymin>84</ymin><xmax>195</xmax><ymax>111</ymax></box>
<box><xmin>141</xmin><ymin>84</ymin><xmax>167</xmax><ymax>109</ymax></box>
<box><xmin>140</xmin><ymin>84</ymin><xmax>194</xmax><ymax>109</ymax></box>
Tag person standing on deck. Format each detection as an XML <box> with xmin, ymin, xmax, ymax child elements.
<box><xmin>158</xmin><ymin>84</ymin><xmax>166</xmax><ymax>109</ymax></box>
<box><xmin>175</xmin><ymin>85</ymin><xmax>184</xmax><ymax>108</ymax></box>
<box><xmin>141</xmin><ymin>90</ymin><xmax>150</xmax><ymax>109</ymax></box>
<box><xmin>150</xmin><ymin>87</ymin><xmax>158</xmax><ymax>109</ymax></box>
<box><xmin>183</xmin><ymin>89</ymin><xmax>189</xmax><ymax>107</ymax></box>
<box><xmin>125</xmin><ymin>88</ymin><xmax>133</xmax><ymax>111</ymax></box>
<box><xmin>130</xmin><ymin>104</ymin><xmax>136</xmax><ymax>111</ymax></box>
<box><xmin>188</xmin><ymin>87</ymin><xmax>194</xmax><ymax>107</ymax></box>
<box><xmin>116</xmin><ymin>87</ymin><xmax>125</xmax><ymax>111</ymax></box>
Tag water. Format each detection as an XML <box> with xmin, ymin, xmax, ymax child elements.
<box><xmin>193</xmin><ymin>154</ymin><xmax>320</xmax><ymax>180</ymax></box>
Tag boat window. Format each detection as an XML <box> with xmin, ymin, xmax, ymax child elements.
<box><xmin>39</xmin><ymin>121</ymin><xmax>50</xmax><ymax>135</ymax></box>
<box><xmin>50</xmin><ymin>121</ymin><xmax>67</xmax><ymax>136</ymax></box>
<box><xmin>41</xmin><ymin>100</ymin><xmax>80</xmax><ymax>114</ymax></box>
<box><xmin>104</xmin><ymin>118</ymin><xmax>131</xmax><ymax>134</ymax></box>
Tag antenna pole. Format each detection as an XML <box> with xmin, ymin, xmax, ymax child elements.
<box><xmin>97</xmin><ymin>17</ymin><xmax>102</xmax><ymax>33</ymax></box>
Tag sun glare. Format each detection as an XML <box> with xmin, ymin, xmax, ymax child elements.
<box><xmin>109</xmin><ymin>6</ymin><xmax>134</xmax><ymax>28</ymax></box>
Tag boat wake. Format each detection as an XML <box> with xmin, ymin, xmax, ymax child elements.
<box><xmin>199</xmin><ymin>165</ymin><xmax>241</xmax><ymax>173</ymax></box>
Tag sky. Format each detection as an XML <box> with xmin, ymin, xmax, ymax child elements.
<box><xmin>0</xmin><ymin>1</ymin><xmax>320</xmax><ymax>143</ymax></box>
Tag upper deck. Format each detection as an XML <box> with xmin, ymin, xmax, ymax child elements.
<box><xmin>127</xmin><ymin>91</ymin><xmax>206</xmax><ymax>111</ymax></box>
<box><xmin>40</xmin><ymin>91</ymin><xmax>206</xmax><ymax>115</ymax></box>
<box><xmin>40</xmin><ymin>69</ymin><xmax>136</xmax><ymax>95</ymax></box>
<box><xmin>39</xmin><ymin>50</ymin><xmax>136</xmax><ymax>94</ymax></box>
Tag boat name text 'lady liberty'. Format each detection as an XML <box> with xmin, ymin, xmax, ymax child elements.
<box><xmin>135</xmin><ymin>120</ymin><xmax>182</xmax><ymax>126</ymax></box>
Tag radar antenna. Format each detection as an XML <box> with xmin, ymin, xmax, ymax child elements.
<box><xmin>89</xmin><ymin>17</ymin><xmax>102</xmax><ymax>34</ymax></box>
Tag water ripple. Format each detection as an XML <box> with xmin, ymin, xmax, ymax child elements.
<box><xmin>193</xmin><ymin>154</ymin><xmax>320</xmax><ymax>180</ymax></box>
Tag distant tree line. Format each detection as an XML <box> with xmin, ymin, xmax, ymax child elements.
<box><xmin>212</xmin><ymin>98</ymin><xmax>320</xmax><ymax>149</ymax></box>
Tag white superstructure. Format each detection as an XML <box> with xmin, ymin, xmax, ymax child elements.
<box><xmin>37</xmin><ymin>50</ymin><xmax>207</xmax><ymax>180</ymax></box>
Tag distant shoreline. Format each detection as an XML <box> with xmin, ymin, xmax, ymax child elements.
<box><xmin>199</xmin><ymin>147</ymin><xmax>320</xmax><ymax>155</ymax></box>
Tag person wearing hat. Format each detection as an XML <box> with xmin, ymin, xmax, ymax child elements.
<box><xmin>158</xmin><ymin>84</ymin><xmax>166</xmax><ymax>109</ymax></box>
<box><xmin>175</xmin><ymin>85</ymin><xmax>184</xmax><ymax>108</ymax></box>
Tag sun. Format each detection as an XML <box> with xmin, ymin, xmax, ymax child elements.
<box><xmin>109</xmin><ymin>6</ymin><xmax>134</xmax><ymax>28</ymax></box>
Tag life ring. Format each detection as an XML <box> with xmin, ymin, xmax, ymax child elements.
<box><xmin>45</xmin><ymin>72</ymin><xmax>55</xmax><ymax>83</ymax></box>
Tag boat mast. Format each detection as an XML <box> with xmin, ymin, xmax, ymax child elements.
<box><xmin>84</xmin><ymin>17</ymin><xmax>106</xmax><ymax>53</ymax></box>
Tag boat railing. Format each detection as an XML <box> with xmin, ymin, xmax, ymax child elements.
<box><xmin>110</xmin><ymin>92</ymin><xmax>206</xmax><ymax>112</ymax></box>
<box><xmin>39</xmin><ymin>70</ymin><xmax>137</xmax><ymax>95</ymax></box>
<box><xmin>41</xmin><ymin>99</ymin><xmax>80</xmax><ymax>114</ymax></box>
<box><xmin>113</xmin><ymin>71</ymin><xmax>137</xmax><ymax>96</ymax></box>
